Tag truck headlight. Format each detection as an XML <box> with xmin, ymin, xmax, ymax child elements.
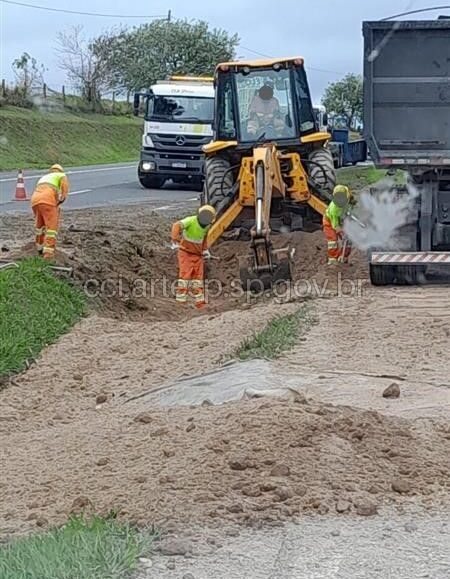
<box><xmin>142</xmin><ymin>162</ymin><xmax>155</xmax><ymax>171</ymax></box>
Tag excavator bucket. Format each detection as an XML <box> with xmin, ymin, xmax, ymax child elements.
<box><xmin>239</xmin><ymin>241</ymin><xmax>295</xmax><ymax>292</ymax></box>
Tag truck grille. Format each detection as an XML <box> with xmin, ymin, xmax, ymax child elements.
<box><xmin>158</xmin><ymin>152</ymin><xmax>203</xmax><ymax>161</ymax></box>
<box><xmin>152</xmin><ymin>133</ymin><xmax>211</xmax><ymax>151</ymax></box>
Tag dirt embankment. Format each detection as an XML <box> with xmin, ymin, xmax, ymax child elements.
<box><xmin>2</xmin><ymin>205</ymin><xmax>369</xmax><ymax>321</ymax></box>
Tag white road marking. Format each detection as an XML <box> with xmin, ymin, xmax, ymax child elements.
<box><xmin>0</xmin><ymin>188</ymin><xmax>92</xmax><ymax>206</ymax></box>
<box><xmin>69</xmin><ymin>189</ymin><xmax>92</xmax><ymax>196</ymax></box>
<box><xmin>154</xmin><ymin>204</ymin><xmax>178</xmax><ymax>211</ymax></box>
<box><xmin>0</xmin><ymin>164</ymin><xmax>135</xmax><ymax>183</ymax></box>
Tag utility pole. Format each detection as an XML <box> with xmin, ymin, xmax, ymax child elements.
<box><xmin>167</xmin><ymin>9</ymin><xmax>171</xmax><ymax>22</ymax></box>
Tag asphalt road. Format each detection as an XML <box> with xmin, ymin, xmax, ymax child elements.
<box><xmin>0</xmin><ymin>162</ymin><xmax>199</xmax><ymax>214</ymax></box>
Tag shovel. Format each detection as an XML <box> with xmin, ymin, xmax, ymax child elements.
<box><xmin>338</xmin><ymin>237</ymin><xmax>349</xmax><ymax>264</ymax></box>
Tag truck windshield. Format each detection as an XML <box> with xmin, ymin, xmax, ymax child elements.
<box><xmin>147</xmin><ymin>96</ymin><xmax>214</xmax><ymax>124</ymax></box>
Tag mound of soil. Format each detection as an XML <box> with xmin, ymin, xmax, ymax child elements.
<box><xmin>2</xmin><ymin>396</ymin><xmax>449</xmax><ymax>535</ymax></box>
<box><xmin>210</xmin><ymin>230</ymin><xmax>369</xmax><ymax>297</ymax></box>
<box><xmin>4</xmin><ymin>206</ymin><xmax>369</xmax><ymax>320</ymax></box>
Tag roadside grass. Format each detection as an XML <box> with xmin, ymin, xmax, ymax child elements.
<box><xmin>0</xmin><ymin>105</ymin><xmax>141</xmax><ymax>170</ymax></box>
<box><xmin>235</xmin><ymin>305</ymin><xmax>316</xmax><ymax>361</ymax></box>
<box><xmin>0</xmin><ymin>258</ymin><xmax>86</xmax><ymax>378</ymax></box>
<box><xmin>337</xmin><ymin>166</ymin><xmax>386</xmax><ymax>190</ymax></box>
<box><xmin>336</xmin><ymin>166</ymin><xmax>407</xmax><ymax>191</ymax></box>
<box><xmin>0</xmin><ymin>515</ymin><xmax>154</xmax><ymax>579</ymax></box>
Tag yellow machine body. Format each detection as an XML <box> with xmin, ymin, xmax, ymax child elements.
<box><xmin>203</xmin><ymin>56</ymin><xmax>336</xmax><ymax>289</ymax></box>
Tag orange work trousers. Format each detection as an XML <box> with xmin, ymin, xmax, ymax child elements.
<box><xmin>323</xmin><ymin>217</ymin><xmax>351</xmax><ymax>263</ymax></box>
<box><xmin>176</xmin><ymin>249</ymin><xmax>205</xmax><ymax>308</ymax></box>
<box><xmin>32</xmin><ymin>203</ymin><xmax>60</xmax><ymax>260</ymax></box>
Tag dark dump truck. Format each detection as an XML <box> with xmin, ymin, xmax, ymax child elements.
<box><xmin>363</xmin><ymin>18</ymin><xmax>450</xmax><ymax>285</ymax></box>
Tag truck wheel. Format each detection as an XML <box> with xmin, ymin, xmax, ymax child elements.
<box><xmin>369</xmin><ymin>264</ymin><xmax>396</xmax><ymax>286</ymax></box>
<box><xmin>204</xmin><ymin>155</ymin><xmax>234</xmax><ymax>214</ymax></box>
<box><xmin>139</xmin><ymin>174</ymin><xmax>165</xmax><ymax>189</ymax></box>
<box><xmin>308</xmin><ymin>147</ymin><xmax>336</xmax><ymax>197</ymax></box>
<box><xmin>192</xmin><ymin>180</ymin><xmax>204</xmax><ymax>193</ymax></box>
<box><xmin>394</xmin><ymin>266</ymin><xmax>425</xmax><ymax>285</ymax></box>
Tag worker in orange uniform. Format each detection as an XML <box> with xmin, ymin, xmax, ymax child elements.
<box><xmin>31</xmin><ymin>164</ymin><xmax>69</xmax><ymax>260</ymax></box>
<box><xmin>171</xmin><ymin>205</ymin><xmax>216</xmax><ymax>308</ymax></box>
<box><xmin>323</xmin><ymin>184</ymin><xmax>353</xmax><ymax>264</ymax></box>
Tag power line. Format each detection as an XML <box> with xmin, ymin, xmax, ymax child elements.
<box><xmin>0</xmin><ymin>0</ymin><xmax>168</xmax><ymax>18</ymax></box>
<box><xmin>382</xmin><ymin>5</ymin><xmax>450</xmax><ymax>20</ymax></box>
<box><xmin>239</xmin><ymin>45</ymin><xmax>344</xmax><ymax>76</ymax></box>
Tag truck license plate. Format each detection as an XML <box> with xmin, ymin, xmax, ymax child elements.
<box><xmin>172</xmin><ymin>162</ymin><xmax>187</xmax><ymax>168</ymax></box>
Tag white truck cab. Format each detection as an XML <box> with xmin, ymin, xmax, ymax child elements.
<box><xmin>134</xmin><ymin>77</ymin><xmax>214</xmax><ymax>190</ymax></box>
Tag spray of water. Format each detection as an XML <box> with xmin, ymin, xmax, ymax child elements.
<box><xmin>344</xmin><ymin>176</ymin><xmax>420</xmax><ymax>251</ymax></box>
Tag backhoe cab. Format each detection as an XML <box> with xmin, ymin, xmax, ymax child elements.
<box><xmin>203</xmin><ymin>57</ymin><xmax>336</xmax><ymax>290</ymax></box>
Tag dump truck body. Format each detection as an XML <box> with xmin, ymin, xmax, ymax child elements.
<box><xmin>363</xmin><ymin>19</ymin><xmax>450</xmax><ymax>285</ymax></box>
<box><xmin>363</xmin><ymin>19</ymin><xmax>450</xmax><ymax>169</ymax></box>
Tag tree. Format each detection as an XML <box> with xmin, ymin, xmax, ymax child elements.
<box><xmin>92</xmin><ymin>19</ymin><xmax>239</xmax><ymax>94</ymax></box>
<box><xmin>56</xmin><ymin>26</ymin><xmax>109</xmax><ymax>105</ymax></box>
<box><xmin>322</xmin><ymin>73</ymin><xmax>363</xmax><ymax>129</ymax></box>
<box><xmin>12</xmin><ymin>52</ymin><xmax>46</xmax><ymax>96</ymax></box>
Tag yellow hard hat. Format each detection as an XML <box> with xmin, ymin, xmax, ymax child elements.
<box><xmin>333</xmin><ymin>184</ymin><xmax>351</xmax><ymax>207</ymax></box>
<box><xmin>198</xmin><ymin>204</ymin><xmax>216</xmax><ymax>226</ymax></box>
<box><xmin>50</xmin><ymin>164</ymin><xmax>64</xmax><ymax>173</ymax></box>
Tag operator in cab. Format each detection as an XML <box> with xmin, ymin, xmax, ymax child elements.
<box><xmin>247</xmin><ymin>84</ymin><xmax>285</xmax><ymax>137</ymax></box>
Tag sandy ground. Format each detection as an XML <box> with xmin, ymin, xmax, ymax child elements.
<box><xmin>139</xmin><ymin>508</ymin><xmax>450</xmax><ymax>578</ymax></box>
<box><xmin>279</xmin><ymin>286</ymin><xmax>450</xmax><ymax>422</ymax></box>
<box><xmin>1</xmin><ymin>205</ymin><xmax>449</xmax><ymax>579</ymax></box>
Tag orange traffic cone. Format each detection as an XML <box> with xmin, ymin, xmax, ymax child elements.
<box><xmin>13</xmin><ymin>169</ymin><xmax>28</xmax><ymax>201</ymax></box>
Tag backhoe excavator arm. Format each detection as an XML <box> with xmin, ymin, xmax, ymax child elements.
<box><xmin>306</xmin><ymin>194</ymin><xmax>328</xmax><ymax>217</ymax></box>
<box><xmin>207</xmin><ymin>199</ymin><xmax>243</xmax><ymax>247</ymax></box>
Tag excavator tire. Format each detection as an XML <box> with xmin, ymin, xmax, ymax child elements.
<box><xmin>204</xmin><ymin>155</ymin><xmax>234</xmax><ymax>214</ymax></box>
<box><xmin>308</xmin><ymin>147</ymin><xmax>336</xmax><ymax>197</ymax></box>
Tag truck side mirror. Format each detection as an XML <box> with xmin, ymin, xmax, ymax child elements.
<box><xmin>133</xmin><ymin>93</ymin><xmax>140</xmax><ymax>116</ymax></box>
<box><xmin>322</xmin><ymin>112</ymin><xmax>328</xmax><ymax>126</ymax></box>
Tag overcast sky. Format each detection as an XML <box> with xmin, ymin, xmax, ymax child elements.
<box><xmin>0</xmin><ymin>0</ymin><xmax>448</xmax><ymax>101</ymax></box>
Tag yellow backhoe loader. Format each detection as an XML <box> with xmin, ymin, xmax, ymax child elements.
<box><xmin>203</xmin><ymin>57</ymin><xmax>336</xmax><ymax>290</ymax></box>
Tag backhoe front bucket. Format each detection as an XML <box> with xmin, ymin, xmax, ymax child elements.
<box><xmin>239</xmin><ymin>245</ymin><xmax>294</xmax><ymax>292</ymax></box>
